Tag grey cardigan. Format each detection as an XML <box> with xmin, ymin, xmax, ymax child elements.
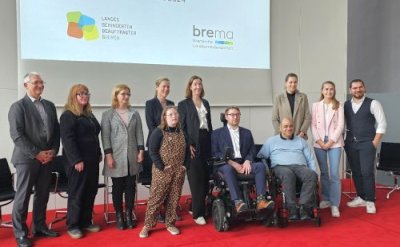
<box><xmin>101</xmin><ymin>107</ymin><xmax>144</xmax><ymax>177</ymax></box>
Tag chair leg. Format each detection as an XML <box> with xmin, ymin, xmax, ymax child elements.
<box><xmin>376</xmin><ymin>175</ymin><xmax>400</xmax><ymax>199</ymax></box>
<box><xmin>0</xmin><ymin>207</ymin><xmax>13</xmax><ymax>228</ymax></box>
<box><xmin>49</xmin><ymin>210</ymin><xmax>67</xmax><ymax>229</ymax></box>
<box><xmin>104</xmin><ymin>176</ymin><xmax>116</xmax><ymax>224</ymax></box>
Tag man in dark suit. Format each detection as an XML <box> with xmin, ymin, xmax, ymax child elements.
<box><xmin>211</xmin><ymin>106</ymin><xmax>274</xmax><ymax>213</ymax></box>
<box><xmin>8</xmin><ymin>72</ymin><xmax>60</xmax><ymax>247</ymax></box>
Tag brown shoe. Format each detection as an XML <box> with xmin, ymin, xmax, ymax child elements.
<box><xmin>235</xmin><ymin>201</ymin><xmax>248</xmax><ymax>213</ymax></box>
<box><xmin>256</xmin><ymin>199</ymin><xmax>275</xmax><ymax>211</ymax></box>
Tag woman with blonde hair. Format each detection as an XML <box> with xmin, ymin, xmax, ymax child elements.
<box><xmin>101</xmin><ymin>84</ymin><xmax>144</xmax><ymax>230</ymax></box>
<box><xmin>60</xmin><ymin>84</ymin><xmax>102</xmax><ymax>239</ymax></box>
<box><xmin>311</xmin><ymin>81</ymin><xmax>344</xmax><ymax>217</ymax></box>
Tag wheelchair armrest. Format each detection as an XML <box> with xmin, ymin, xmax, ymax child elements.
<box><xmin>207</xmin><ymin>157</ymin><xmax>227</xmax><ymax>167</ymax></box>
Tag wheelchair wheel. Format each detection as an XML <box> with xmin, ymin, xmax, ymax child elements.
<box><xmin>212</xmin><ymin>199</ymin><xmax>229</xmax><ymax>232</ymax></box>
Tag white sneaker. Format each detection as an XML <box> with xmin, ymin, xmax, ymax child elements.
<box><xmin>346</xmin><ymin>196</ymin><xmax>366</xmax><ymax>207</ymax></box>
<box><xmin>194</xmin><ymin>217</ymin><xmax>206</xmax><ymax>225</ymax></box>
<box><xmin>166</xmin><ymin>226</ymin><xmax>180</xmax><ymax>235</ymax></box>
<box><xmin>331</xmin><ymin>206</ymin><xmax>340</xmax><ymax>217</ymax></box>
<box><xmin>319</xmin><ymin>201</ymin><xmax>331</xmax><ymax>209</ymax></box>
<box><xmin>366</xmin><ymin>201</ymin><xmax>376</xmax><ymax>214</ymax></box>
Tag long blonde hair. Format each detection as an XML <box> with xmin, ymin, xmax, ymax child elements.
<box><xmin>111</xmin><ymin>84</ymin><xmax>131</xmax><ymax>108</ymax></box>
<box><xmin>319</xmin><ymin>81</ymin><xmax>340</xmax><ymax>110</ymax></box>
<box><xmin>64</xmin><ymin>84</ymin><xmax>92</xmax><ymax>116</ymax></box>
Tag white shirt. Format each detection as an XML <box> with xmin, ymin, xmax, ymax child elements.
<box><xmin>196</xmin><ymin>103</ymin><xmax>209</xmax><ymax>130</ymax></box>
<box><xmin>351</xmin><ymin>95</ymin><xmax>387</xmax><ymax>134</ymax></box>
<box><xmin>227</xmin><ymin>124</ymin><xmax>241</xmax><ymax>159</ymax></box>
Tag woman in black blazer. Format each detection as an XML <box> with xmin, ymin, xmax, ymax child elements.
<box><xmin>178</xmin><ymin>75</ymin><xmax>212</xmax><ymax>225</ymax></box>
<box><xmin>60</xmin><ymin>84</ymin><xmax>102</xmax><ymax>239</ymax></box>
<box><xmin>145</xmin><ymin>77</ymin><xmax>174</xmax><ymax>147</ymax></box>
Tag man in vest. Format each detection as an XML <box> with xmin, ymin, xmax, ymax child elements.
<box><xmin>344</xmin><ymin>79</ymin><xmax>387</xmax><ymax>214</ymax></box>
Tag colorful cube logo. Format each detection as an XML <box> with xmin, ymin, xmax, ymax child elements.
<box><xmin>67</xmin><ymin>11</ymin><xmax>99</xmax><ymax>40</ymax></box>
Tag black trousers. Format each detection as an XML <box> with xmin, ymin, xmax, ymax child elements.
<box><xmin>111</xmin><ymin>175</ymin><xmax>136</xmax><ymax>212</ymax></box>
<box><xmin>187</xmin><ymin>129</ymin><xmax>211</xmax><ymax>219</ymax></box>
<box><xmin>66</xmin><ymin>158</ymin><xmax>99</xmax><ymax>230</ymax></box>
<box><xmin>344</xmin><ymin>141</ymin><xmax>377</xmax><ymax>202</ymax></box>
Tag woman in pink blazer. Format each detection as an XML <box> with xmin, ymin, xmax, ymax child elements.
<box><xmin>311</xmin><ymin>81</ymin><xmax>344</xmax><ymax>217</ymax></box>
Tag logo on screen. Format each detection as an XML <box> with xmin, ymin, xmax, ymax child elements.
<box><xmin>66</xmin><ymin>11</ymin><xmax>99</xmax><ymax>41</ymax></box>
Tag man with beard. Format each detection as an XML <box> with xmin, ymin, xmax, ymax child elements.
<box><xmin>344</xmin><ymin>79</ymin><xmax>387</xmax><ymax>214</ymax></box>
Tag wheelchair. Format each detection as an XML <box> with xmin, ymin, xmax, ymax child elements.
<box><xmin>208</xmin><ymin>148</ymin><xmax>275</xmax><ymax>232</ymax></box>
<box><xmin>266</xmin><ymin>161</ymin><xmax>321</xmax><ymax>227</ymax></box>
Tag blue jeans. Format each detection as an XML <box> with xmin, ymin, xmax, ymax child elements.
<box><xmin>314</xmin><ymin>138</ymin><xmax>342</xmax><ymax>207</ymax></box>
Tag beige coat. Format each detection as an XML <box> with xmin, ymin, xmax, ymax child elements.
<box><xmin>271</xmin><ymin>91</ymin><xmax>311</xmax><ymax>139</ymax></box>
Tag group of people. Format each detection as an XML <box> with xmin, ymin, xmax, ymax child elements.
<box><xmin>263</xmin><ymin>73</ymin><xmax>386</xmax><ymax>220</ymax></box>
<box><xmin>8</xmin><ymin>71</ymin><xmax>386</xmax><ymax>246</ymax></box>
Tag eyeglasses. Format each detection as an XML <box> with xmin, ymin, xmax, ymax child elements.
<box><xmin>76</xmin><ymin>92</ymin><xmax>91</xmax><ymax>97</ymax></box>
<box><xmin>226</xmin><ymin>113</ymin><xmax>241</xmax><ymax>117</ymax></box>
<box><xmin>119</xmin><ymin>93</ymin><xmax>131</xmax><ymax>97</ymax></box>
<box><xmin>28</xmin><ymin>80</ymin><xmax>45</xmax><ymax>86</ymax></box>
<box><xmin>166</xmin><ymin>113</ymin><xmax>179</xmax><ymax>117</ymax></box>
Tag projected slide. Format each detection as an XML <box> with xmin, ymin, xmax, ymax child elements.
<box><xmin>19</xmin><ymin>0</ymin><xmax>270</xmax><ymax>69</ymax></box>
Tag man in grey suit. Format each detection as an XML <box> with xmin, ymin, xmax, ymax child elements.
<box><xmin>8</xmin><ymin>72</ymin><xmax>60</xmax><ymax>247</ymax></box>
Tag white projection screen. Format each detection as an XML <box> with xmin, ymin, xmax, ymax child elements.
<box><xmin>18</xmin><ymin>0</ymin><xmax>272</xmax><ymax>106</ymax></box>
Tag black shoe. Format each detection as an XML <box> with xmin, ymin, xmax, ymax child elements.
<box><xmin>16</xmin><ymin>236</ymin><xmax>32</xmax><ymax>247</ymax></box>
<box><xmin>116</xmin><ymin>212</ymin><xmax>126</xmax><ymax>230</ymax></box>
<box><xmin>126</xmin><ymin>211</ymin><xmax>137</xmax><ymax>229</ymax></box>
<box><xmin>288</xmin><ymin>206</ymin><xmax>299</xmax><ymax>220</ymax></box>
<box><xmin>33</xmin><ymin>228</ymin><xmax>59</xmax><ymax>238</ymax></box>
<box><xmin>299</xmin><ymin>205</ymin><xmax>312</xmax><ymax>220</ymax></box>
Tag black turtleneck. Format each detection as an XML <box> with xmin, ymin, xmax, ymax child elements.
<box><xmin>286</xmin><ymin>91</ymin><xmax>296</xmax><ymax>116</ymax></box>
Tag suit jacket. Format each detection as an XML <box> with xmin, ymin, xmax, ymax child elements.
<box><xmin>211</xmin><ymin>126</ymin><xmax>256</xmax><ymax>163</ymax></box>
<box><xmin>101</xmin><ymin>107</ymin><xmax>144</xmax><ymax>177</ymax></box>
<box><xmin>271</xmin><ymin>91</ymin><xmax>311</xmax><ymax>138</ymax></box>
<box><xmin>311</xmin><ymin>100</ymin><xmax>345</xmax><ymax>148</ymax></box>
<box><xmin>145</xmin><ymin>97</ymin><xmax>174</xmax><ymax>147</ymax></box>
<box><xmin>8</xmin><ymin>94</ymin><xmax>60</xmax><ymax>164</ymax></box>
<box><xmin>178</xmin><ymin>98</ymin><xmax>212</xmax><ymax>155</ymax></box>
<box><xmin>60</xmin><ymin>110</ymin><xmax>101</xmax><ymax>167</ymax></box>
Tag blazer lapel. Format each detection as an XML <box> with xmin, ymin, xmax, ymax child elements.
<box><xmin>293</xmin><ymin>93</ymin><xmax>302</xmax><ymax>119</ymax></box>
<box><xmin>223</xmin><ymin>127</ymin><xmax>234</xmax><ymax>148</ymax></box>
<box><xmin>283</xmin><ymin>94</ymin><xmax>292</xmax><ymax>117</ymax></box>
<box><xmin>24</xmin><ymin>95</ymin><xmax>44</xmax><ymax>127</ymax></box>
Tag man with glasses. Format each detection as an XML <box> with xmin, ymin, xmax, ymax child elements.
<box><xmin>8</xmin><ymin>72</ymin><xmax>60</xmax><ymax>247</ymax></box>
<box><xmin>211</xmin><ymin>106</ymin><xmax>274</xmax><ymax>213</ymax></box>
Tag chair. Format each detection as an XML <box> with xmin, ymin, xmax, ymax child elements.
<box><xmin>376</xmin><ymin>142</ymin><xmax>400</xmax><ymax>199</ymax></box>
<box><xmin>0</xmin><ymin>158</ymin><xmax>15</xmax><ymax>228</ymax></box>
<box><xmin>265</xmin><ymin>159</ymin><xmax>321</xmax><ymax>228</ymax></box>
<box><xmin>137</xmin><ymin>150</ymin><xmax>153</xmax><ymax>206</ymax></box>
<box><xmin>210</xmin><ymin>147</ymin><xmax>275</xmax><ymax>232</ymax></box>
<box><xmin>48</xmin><ymin>156</ymin><xmax>69</xmax><ymax>229</ymax></box>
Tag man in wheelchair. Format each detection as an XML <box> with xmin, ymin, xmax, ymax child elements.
<box><xmin>211</xmin><ymin>106</ymin><xmax>274</xmax><ymax>214</ymax></box>
<box><xmin>258</xmin><ymin>117</ymin><xmax>318</xmax><ymax>221</ymax></box>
